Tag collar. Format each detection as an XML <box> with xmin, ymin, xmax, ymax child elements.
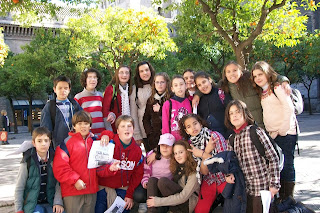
<box><xmin>37</xmin><ymin>151</ymin><xmax>49</xmax><ymax>162</ymax></box>
<box><xmin>172</xmin><ymin>95</ymin><xmax>186</xmax><ymax>103</ymax></box>
<box><xmin>56</xmin><ymin>98</ymin><xmax>70</xmax><ymax>104</ymax></box>
<box><xmin>233</xmin><ymin>122</ymin><xmax>248</xmax><ymax>134</ymax></box>
<box><xmin>83</xmin><ymin>88</ymin><xmax>97</xmax><ymax>95</ymax></box>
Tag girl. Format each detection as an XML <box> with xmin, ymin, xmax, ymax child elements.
<box><xmin>179</xmin><ymin>113</ymin><xmax>227</xmax><ymax>213</ymax></box>
<box><xmin>194</xmin><ymin>71</ymin><xmax>232</xmax><ymax>138</ymax></box>
<box><xmin>143</xmin><ymin>72</ymin><xmax>171</xmax><ymax>152</ymax></box>
<box><xmin>183</xmin><ymin>69</ymin><xmax>196</xmax><ymax>99</ymax></box>
<box><xmin>135</xmin><ymin>133</ymin><xmax>175</xmax><ymax>213</ymax></box>
<box><xmin>75</xmin><ymin>68</ymin><xmax>106</xmax><ymax>135</ymax></box>
<box><xmin>251</xmin><ymin>61</ymin><xmax>298</xmax><ymax>200</ymax></box>
<box><xmin>224</xmin><ymin>100</ymin><xmax>280</xmax><ymax>213</ymax></box>
<box><xmin>162</xmin><ymin>75</ymin><xmax>192</xmax><ymax>141</ymax></box>
<box><xmin>220</xmin><ymin>61</ymin><xmax>290</xmax><ymax>129</ymax></box>
<box><xmin>146</xmin><ymin>140</ymin><xmax>200</xmax><ymax>213</ymax></box>
<box><xmin>102</xmin><ymin>65</ymin><xmax>132</xmax><ymax>132</ymax></box>
<box><xmin>130</xmin><ymin>61</ymin><xmax>155</xmax><ymax>147</ymax></box>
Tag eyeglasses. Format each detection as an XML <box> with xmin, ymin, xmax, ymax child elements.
<box><xmin>119</xmin><ymin>72</ymin><xmax>130</xmax><ymax>76</ymax></box>
<box><xmin>155</xmin><ymin>81</ymin><xmax>166</xmax><ymax>85</ymax></box>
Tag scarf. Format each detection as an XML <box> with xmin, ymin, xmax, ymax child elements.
<box><xmin>190</xmin><ymin>127</ymin><xmax>212</xmax><ymax>184</ymax></box>
<box><xmin>119</xmin><ymin>84</ymin><xmax>130</xmax><ymax>116</ymax></box>
<box><xmin>154</xmin><ymin>92</ymin><xmax>166</xmax><ymax>104</ymax></box>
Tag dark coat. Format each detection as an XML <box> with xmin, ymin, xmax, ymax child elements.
<box><xmin>205</xmin><ymin>151</ymin><xmax>247</xmax><ymax>213</ymax></box>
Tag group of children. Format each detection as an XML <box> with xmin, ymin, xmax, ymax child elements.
<box><xmin>14</xmin><ymin>60</ymin><xmax>306</xmax><ymax>213</ymax></box>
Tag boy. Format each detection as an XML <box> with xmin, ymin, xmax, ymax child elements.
<box><xmin>53</xmin><ymin>111</ymin><xmax>116</xmax><ymax>213</ymax></box>
<box><xmin>95</xmin><ymin>115</ymin><xmax>144</xmax><ymax>213</ymax></box>
<box><xmin>74</xmin><ymin>68</ymin><xmax>107</xmax><ymax>135</ymax></box>
<box><xmin>40</xmin><ymin>75</ymin><xmax>82</xmax><ymax>148</ymax></box>
<box><xmin>14</xmin><ymin>127</ymin><xmax>64</xmax><ymax>213</ymax></box>
<box><xmin>0</xmin><ymin>109</ymin><xmax>9</xmax><ymax>144</ymax></box>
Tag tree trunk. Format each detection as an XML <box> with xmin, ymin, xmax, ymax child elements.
<box><xmin>235</xmin><ymin>48</ymin><xmax>249</xmax><ymax>70</ymax></box>
<box><xmin>8</xmin><ymin>97</ymin><xmax>18</xmax><ymax>134</ymax></box>
<box><xmin>28</xmin><ymin>96</ymin><xmax>33</xmax><ymax>133</ymax></box>
<box><xmin>307</xmin><ymin>87</ymin><xmax>312</xmax><ymax>115</ymax></box>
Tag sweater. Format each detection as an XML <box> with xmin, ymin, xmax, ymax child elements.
<box><xmin>14</xmin><ymin>148</ymin><xmax>63</xmax><ymax>213</ymax></box>
<box><xmin>162</xmin><ymin>97</ymin><xmax>192</xmax><ymax>141</ymax></box>
<box><xmin>40</xmin><ymin>98</ymin><xmax>82</xmax><ymax>148</ymax></box>
<box><xmin>74</xmin><ymin>88</ymin><xmax>105</xmax><ymax>134</ymax></box>
<box><xmin>130</xmin><ymin>84</ymin><xmax>152</xmax><ymax>141</ymax></box>
<box><xmin>261</xmin><ymin>85</ymin><xmax>297</xmax><ymax>139</ymax></box>
<box><xmin>141</xmin><ymin>151</ymin><xmax>172</xmax><ymax>186</ymax></box>
<box><xmin>153</xmin><ymin>173</ymin><xmax>200</xmax><ymax>213</ymax></box>
<box><xmin>97</xmin><ymin>134</ymin><xmax>144</xmax><ymax>199</ymax></box>
<box><xmin>53</xmin><ymin>131</ymin><xmax>113</xmax><ymax>198</ymax></box>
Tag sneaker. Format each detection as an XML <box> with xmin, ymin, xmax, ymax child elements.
<box><xmin>138</xmin><ymin>203</ymin><xmax>147</xmax><ymax>213</ymax></box>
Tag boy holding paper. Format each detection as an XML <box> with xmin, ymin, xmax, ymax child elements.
<box><xmin>53</xmin><ymin>111</ymin><xmax>119</xmax><ymax>213</ymax></box>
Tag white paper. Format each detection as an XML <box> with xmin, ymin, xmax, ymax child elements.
<box><xmin>87</xmin><ymin>140</ymin><xmax>115</xmax><ymax>169</ymax></box>
<box><xmin>193</xmin><ymin>105</ymin><xmax>197</xmax><ymax>114</ymax></box>
<box><xmin>260</xmin><ymin>190</ymin><xmax>272</xmax><ymax>213</ymax></box>
<box><xmin>104</xmin><ymin>196</ymin><xmax>126</xmax><ymax>213</ymax></box>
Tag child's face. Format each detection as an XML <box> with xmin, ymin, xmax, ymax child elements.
<box><xmin>154</xmin><ymin>76</ymin><xmax>167</xmax><ymax>94</ymax></box>
<box><xmin>184</xmin><ymin>117</ymin><xmax>202</xmax><ymax>137</ymax></box>
<box><xmin>53</xmin><ymin>81</ymin><xmax>70</xmax><ymax>100</ymax></box>
<box><xmin>171</xmin><ymin>78</ymin><xmax>186</xmax><ymax>98</ymax></box>
<box><xmin>229</xmin><ymin>105</ymin><xmax>246</xmax><ymax>129</ymax></box>
<box><xmin>225</xmin><ymin>64</ymin><xmax>242</xmax><ymax>84</ymax></box>
<box><xmin>117</xmin><ymin>120</ymin><xmax>134</xmax><ymax>144</ymax></box>
<box><xmin>173</xmin><ymin>145</ymin><xmax>187</xmax><ymax>164</ymax></box>
<box><xmin>118</xmin><ymin>67</ymin><xmax>130</xmax><ymax>85</ymax></box>
<box><xmin>32</xmin><ymin>134</ymin><xmax>51</xmax><ymax>157</ymax></box>
<box><xmin>160</xmin><ymin>144</ymin><xmax>173</xmax><ymax>159</ymax></box>
<box><xmin>86</xmin><ymin>72</ymin><xmax>98</xmax><ymax>91</ymax></box>
<box><xmin>138</xmin><ymin>64</ymin><xmax>152</xmax><ymax>82</ymax></box>
<box><xmin>252</xmin><ymin>69</ymin><xmax>268</xmax><ymax>88</ymax></box>
<box><xmin>183</xmin><ymin>71</ymin><xmax>195</xmax><ymax>91</ymax></box>
<box><xmin>195</xmin><ymin>77</ymin><xmax>212</xmax><ymax>95</ymax></box>
<box><xmin>73</xmin><ymin>121</ymin><xmax>91</xmax><ymax>138</ymax></box>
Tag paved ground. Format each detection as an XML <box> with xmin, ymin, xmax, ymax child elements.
<box><xmin>0</xmin><ymin>113</ymin><xmax>319</xmax><ymax>213</ymax></box>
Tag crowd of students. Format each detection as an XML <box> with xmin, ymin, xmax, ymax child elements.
<box><xmin>14</xmin><ymin>60</ymin><xmax>312</xmax><ymax>213</ymax></box>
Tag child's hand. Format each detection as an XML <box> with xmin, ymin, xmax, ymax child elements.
<box><xmin>147</xmin><ymin>196</ymin><xmax>155</xmax><ymax>207</ymax></box>
<box><xmin>74</xmin><ymin>179</ymin><xmax>86</xmax><ymax>190</ymax></box>
<box><xmin>281</xmin><ymin>81</ymin><xmax>292</xmax><ymax>95</ymax></box>
<box><xmin>269</xmin><ymin>186</ymin><xmax>279</xmax><ymax>198</ymax></box>
<box><xmin>147</xmin><ymin>152</ymin><xmax>156</xmax><ymax>165</ymax></box>
<box><xmin>124</xmin><ymin>197</ymin><xmax>133</xmax><ymax>210</ymax></box>
<box><xmin>100</xmin><ymin>135</ymin><xmax>109</xmax><ymax>146</ymax></box>
<box><xmin>106</xmin><ymin>113</ymin><xmax>116</xmax><ymax>124</ymax></box>
<box><xmin>187</xmin><ymin>145</ymin><xmax>204</xmax><ymax>158</ymax></box>
<box><xmin>143</xmin><ymin>182</ymin><xmax>148</xmax><ymax>189</ymax></box>
<box><xmin>205</xmin><ymin>136</ymin><xmax>218</xmax><ymax>154</ymax></box>
<box><xmin>53</xmin><ymin>205</ymin><xmax>64</xmax><ymax>213</ymax></box>
<box><xmin>109</xmin><ymin>161</ymin><xmax>120</xmax><ymax>172</ymax></box>
<box><xmin>225</xmin><ymin>173</ymin><xmax>235</xmax><ymax>184</ymax></box>
<box><xmin>153</xmin><ymin>103</ymin><xmax>161</xmax><ymax>112</ymax></box>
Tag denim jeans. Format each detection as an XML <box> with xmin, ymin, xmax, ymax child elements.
<box><xmin>34</xmin><ymin>204</ymin><xmax>52</xmax><ymax>213</ymax></box>
<box><xmin>275</xmin><ymin>134</ymin><xmax>297</xmax><ymax>182</ymax></box>
<box><xmin>95</xmin><ymin>188</ymin><xmax>130</xmax><ymax>213</ymax></box>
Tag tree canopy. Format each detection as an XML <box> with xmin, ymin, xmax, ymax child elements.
<box><xmin>0</xmin><ymin>29</ymin><xmax>9</xmax><ymax>67</ymax></box>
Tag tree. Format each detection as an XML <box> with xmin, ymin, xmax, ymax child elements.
<box><xmin>65</xmin><ymin>7</ymin><xmax>177</xmax><ymax>77</ymax></box>
<box><xmin>0</xmin><ymin>28</ymin><xmax>9</xmax><ymax>67</ymax></box>
<box><xmin>169</xmin><ymin>0</ymin><xmax>317</xmax><ymax>68</ymax></box>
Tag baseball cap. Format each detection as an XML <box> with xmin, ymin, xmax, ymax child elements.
<box><xmin>158</xmin><ymin>133</ymin><xmax>175</xmax><ymax>146</ymax></box>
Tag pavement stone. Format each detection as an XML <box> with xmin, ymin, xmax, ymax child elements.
<box><xmin>0</xmin><ymin>114</ymin><xmax>319</xmax><ymax>213</ymax></box>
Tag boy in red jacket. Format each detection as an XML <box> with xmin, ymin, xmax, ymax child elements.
<box><xmin>95</xmin><ymin>115</ymin><xmax>144</xmax><ymax>213</ymax></box>
<box><xmin>53</xmin><ymin>111</ymin><xmax>118</xmax><ymax>213</ymax></box>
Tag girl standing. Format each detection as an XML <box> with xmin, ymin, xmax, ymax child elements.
<box><xmin>130</xmin><ymin>61</ymin><xmax>155</xmax><ymax>146</ymax></box>
<box><xmin>102</xmin><ymin>65</ymin><xmax>132</xmax><ymax>132</ymax></box>
<box><xmin>179</xmin><ymin>114</ymin><xmax>227</xmax><ymax>213</ymax></box>
<box><xmin>183</xmin><ymin>69</ymin><xmax>196</xmax><ymax>99</ymax></box>
<box><xmin>143</xmin><ymin>73</ymin><xmax>171</xmax><ymax>152</ymax></box>
<box><xmin>194</xmin><ymin>71</ymin><xmax>232</xmax><ymax>138</ymax></box>
<box><xmin>162</xmin><ymin>75</ymin><xmax>192</xmax><ymax>141</ymax></box>
<box><xmin>251</xmin><ymin>61</ymin><xmax>298</xmax><ymax>201</ymax></box>
<box><xmin>224</xmin><ymin>100</ymin><xmax>280</xmax><ymax>213</ymax></box>
<box><xmin>146</xmin><ymin>140</ymin><xmax>200</xmax><ymax>213</ymax></box>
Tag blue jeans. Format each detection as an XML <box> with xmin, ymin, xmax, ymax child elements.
<box><xmin>95</xmin><ymin>188</ymin><xmax>130</xmax><ymax>213</ymax></box>
<box><xmin>34</xmin><ymin>204</ymin><xmax>52</xmax><ymax>213</ymax></box>
<box><xmin>275</xmin><ymin>134</ymin><xmax>297</xmax><ymax>182</ymax></box>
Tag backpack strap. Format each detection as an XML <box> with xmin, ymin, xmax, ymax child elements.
<box><xmin>135</xmin><ymin>86</ymin><xmax>140</xmax><ymax>109</ymax></box>
<box><xmin>228</xmin><ymin>133</ymin><xmax>236</xmax><ymax>149</ymax></box>
<box><xmin>49</xmin><ymin>99</ymin><xmax>56</xmax><ymax>131</ymax></box>
<box><xmin>249</xmin><ymin>125</ymin><xmax>266</xmax><ymax>158</ymax></box>
<box><xmin>59</xmin><ymin>141</ymin><xmax>70</xmax><ymax>157</ymax></box>
<box><xmin>110</xmin><ymin>85</ymin><xmax>120</xmax><ymax>113</ymax></box>
<box><xmin>26</xmin><ymin>157</ymin><xmax>31</xmax><ymax>172</ymax></box>
<box><xmin>168</xmin><ymin>99</ymin><xmax>172</xmax><ymax>133</ymax></box>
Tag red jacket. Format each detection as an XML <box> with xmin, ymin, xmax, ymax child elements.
<box><xmin>97</xmin><ymin>133</ymin><xmax>144</xmax><ymax>199</ymax></box>
<box><xmin>53</xmin><ymin>130</ymin><xmax>114</xmax><ymax>198</ymax></box>
<box><xmin>102</xmin><ymin>85</ymin><xmax>122</xmax><ymax>132</ymax></box>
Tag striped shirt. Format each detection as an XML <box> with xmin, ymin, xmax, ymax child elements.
<box><xmin>74</xmin><ymin>88</ymin><xmax>105</xmax><ymax>134</ymax></box>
